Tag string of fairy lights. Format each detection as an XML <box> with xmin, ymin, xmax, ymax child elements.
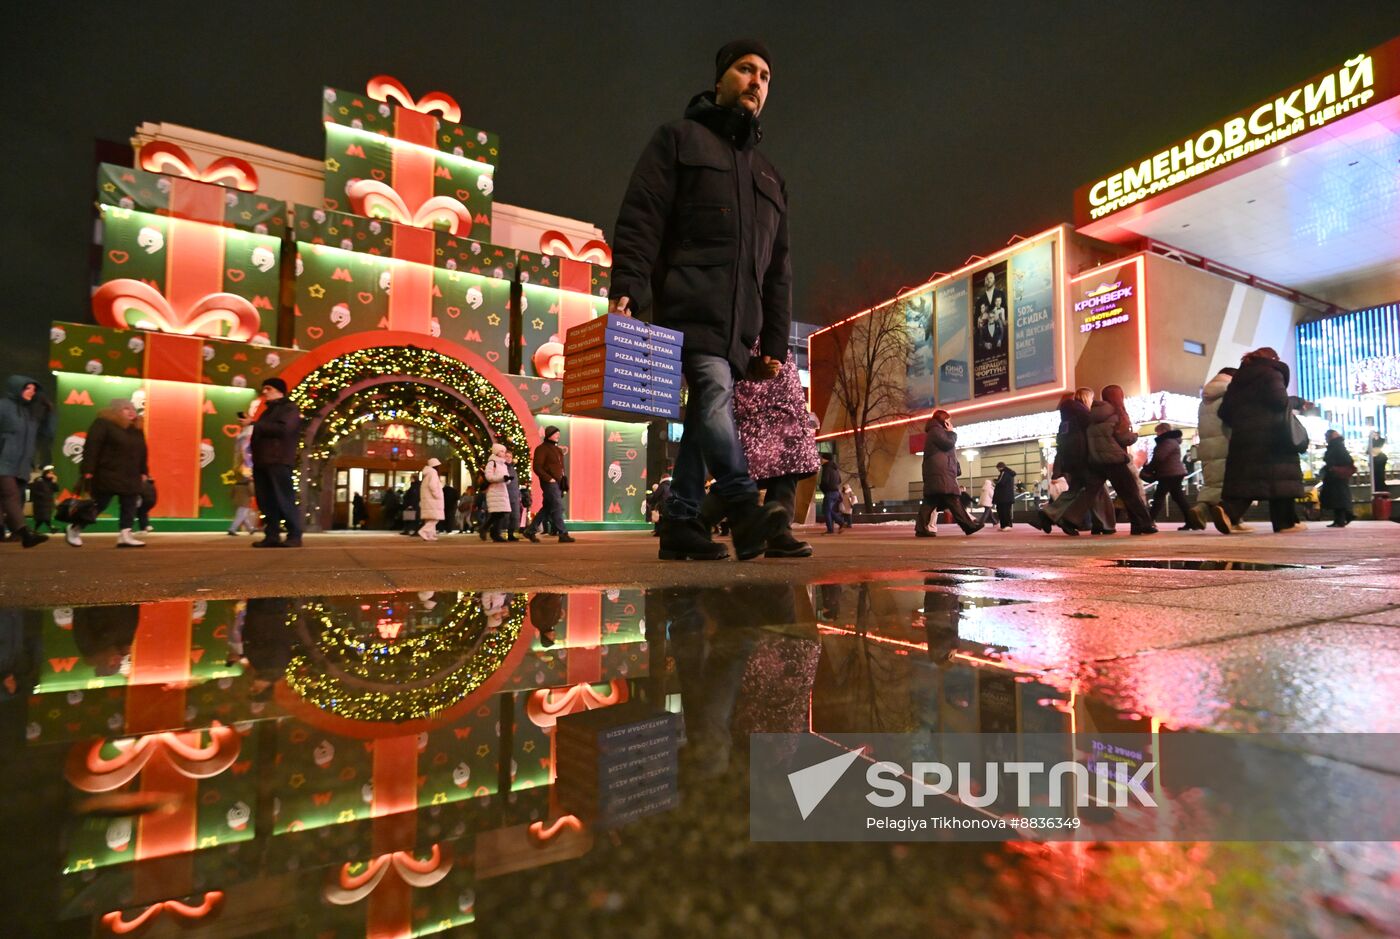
<box><xmin>290</xmin><ymin>347</ymin><xmax>532</xmax><ymax>469</ymax></box>
<box><xmin>285</xmin><ymin>593</ymin><xmax>527</xmax><ymax>722</ymax></box>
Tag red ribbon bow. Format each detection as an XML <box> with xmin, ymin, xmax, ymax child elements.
<box><xmin>346</xmin><ymin>180</ymin><xmax>473</xmax><ymax>236</ymax></box>
<box><xmin>139</xmin><ymin>142</ymin><xmax>259</xmax><ymax>192</ymax></box>
<box><xmin>366</xmin><ymin>75</ymin><xmax>462</xmax><ymax>123</ymax></box>
<box><xmin>539</xmin><ymin>230</ymin><xmax>613</xmax><ymax>267</ymax></box>
<box><xmin>93</xmin><ymin>280</ymin><xmax>262</xmax><ymax>343</ymax></box>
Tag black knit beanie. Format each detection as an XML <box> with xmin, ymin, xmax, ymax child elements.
<box><xmin>715</xmin><ymin>39</ymin><xmax>772</xmax><ymax>82</ymax></box>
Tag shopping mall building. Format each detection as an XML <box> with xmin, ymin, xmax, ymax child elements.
<box><xmin>811</xmin><ymin>37</ymin><xmax>1399</xmax><ymax>514</ymax></box>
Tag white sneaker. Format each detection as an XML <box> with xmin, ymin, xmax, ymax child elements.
<box><xmin>65</xmin><ymin>524</ymin><xmax>83</xmax><ymax>547</ymax></box>
<box><xmin>117</xmin><ymin>528</ymin><xmax>146</xmax><ymax>548</ymax></box>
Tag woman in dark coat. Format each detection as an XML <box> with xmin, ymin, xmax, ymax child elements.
<box><xmin>29</xmin><ymin>467</ymin><xmax>58</xmax><ymax>533</ymax></box>
<box><xmin>1218</xmin><ymin>347</ymin><xmax>1307</xmax><ymax>533</ymax></box>
<box><xmin>71</xmin><ymin>398</ymin><xmax>148</xmax><ymax>548</ymax></box>
<box><xmin>1051</xmin><ymin>385</ymin><xmax>1156</xmax><ymax>535</ymax></box>
<box><xmin>1038</xmin><ymin>389</ymin><xmax>1114</xmax><ymax>534</ymax></box>
<box><xmin>1145</xmin><ymin>422</ymin><xmax>1204</xmax><ymax>529</ymax></box>
<box><xmin>918</xmin><ymin>410</ymin><xmax>983</xmax><ymax>536</ymax></box>
<box><xmin>1319</xmin><ymin>430</ymin><xmax>1356</xmax><ymax>527</ymax></box>
<box><xmin>0</xmin><ymin>375</ymin><xmax>48</xmax><ymax>547</ymax></box>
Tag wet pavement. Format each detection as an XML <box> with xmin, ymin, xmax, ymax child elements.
<box><xmin>1</xmin><ymin>566</ymin><xmax>1398</xmax><ymax>937</ymax></box>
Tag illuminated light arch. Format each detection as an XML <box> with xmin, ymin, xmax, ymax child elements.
<box><xmin>276</xmin><ymin>333</ymin><xmax>542</xmax><ymax>528</ymax></box>
<box><xmin>278</xmin><ymin>593</ymin><xmax>533</xmax><ymax>736</ymax></box>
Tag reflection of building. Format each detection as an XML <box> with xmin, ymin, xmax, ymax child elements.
<box><xmin>811</xmin><ymin>37</ymin><xmax>1400</xmax><ymax>507</ymax></box>
<box><xmin>54</xmin><ymin>74</ymin><xmax>649</xmax><ymax>531</ymax></box>
<box><xmin>30</xmin><ymin>588</ymin><xmax>656</xmax><ymax>936</ymax></box>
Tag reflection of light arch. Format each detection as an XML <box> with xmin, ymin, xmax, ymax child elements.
<box><xmin>280</xmin><ymin>593</ymin><xmax>530</xmax><ymax>734</ymax></box>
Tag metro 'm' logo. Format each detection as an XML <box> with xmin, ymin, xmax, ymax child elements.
<box><xmin>65</xmin><ymin>390</ymin><xmax>94</xmax><ymax>406</ymax></box>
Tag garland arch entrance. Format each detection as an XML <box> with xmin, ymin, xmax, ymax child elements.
<box><xmin>277</xmin><ymin>336</ymin><xmax>540</xmax><ymax>531</ymax></box>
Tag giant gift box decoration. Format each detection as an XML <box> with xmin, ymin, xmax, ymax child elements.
<box><xmin>291</xmin><ymin>205</ymin><xmax>515</xmax><ymax>362</ymax></box>
<box><xmin>48</xmin><ymin>72</ymin><xmax>648</xmax><ymax>526</ymax></box>
<box><xmin>517</xmin><ymin>233</ymin><xmax>613</xmax><ymax>381</ymax></box>
<box><xmin>94</xmin><ymin>154</ymin><xmax>286</xmax><ymax>344</ymax></box>
<box><xmin>563</xmin><ymin>314</ymin><xmax>682</xmax><ymax>420</ymax></box>
<box><xmin>47</xmin><ymin>323</ymin><xmax>302</xmax><ymax>519</ymax></box>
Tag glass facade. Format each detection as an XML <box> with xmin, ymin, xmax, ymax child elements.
<box><xmin>1296</xmin><ymin>302</ymin><xmax>1400</xmax><ymax>442</ymax></box>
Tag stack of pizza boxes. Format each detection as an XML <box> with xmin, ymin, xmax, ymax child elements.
<box><xmin>561</xmin><ymin>314</ymin><xmax>683</xmax><ymax>421</ymax></box>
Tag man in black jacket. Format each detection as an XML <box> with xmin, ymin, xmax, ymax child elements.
<box><xmin>992</xmin><ymin>462</ymin><xmax>1016</xmax><ymax>530</ymax></box>
<box><xmin>245</xmin><ymin>377</ymin><xmax>303</xmax><ymax>547</ymax></box>
<box><xmin>610</xmin><ymin>40</ymin><xmax>790</xmax><ymax>562</ymax></box>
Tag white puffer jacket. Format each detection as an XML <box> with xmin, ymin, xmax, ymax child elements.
<box><xmin>1195</xmin><ymin>371</ymin><xmax>1233</xmax><ymax>504</ymax></box>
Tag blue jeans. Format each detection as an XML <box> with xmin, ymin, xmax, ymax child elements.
<box><xmin>821</xmin><ymin>490</ymin><xmax>841</xmax><ymax>532</ymax></box>
<box><xmin>667</xmin><ymin>354</ymin><xmax>756</xmax><ymax>520</ymax></box>
<box><xmin>526</xmin><ymin>481</ymin><xmax>569</xmax><ymax>536</ymax></box>
<box><xmin>253</xmin><ymin>464</ymin><xmax>302</xmax><ymax>539</ymax></box>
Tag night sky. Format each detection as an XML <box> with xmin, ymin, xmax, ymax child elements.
<box><xmin>3</xmin><ymin>2</ymin><xmax>1395</xmax><ymax>382</ymax></box>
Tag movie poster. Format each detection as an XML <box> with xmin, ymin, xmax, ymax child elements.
<box><xmin>1010</xmin><ymin>241</ymin><xmax>1056</xmax><ymax>388</ymax></box>
<box><xmin>935</xmin><ymin>278</ymin><xmax>970</xmax><ymax>405</ymax></box>
<box><xmin>904</xmin><ymin>288</ymin><xmax>936</xmax><ymax>410</ymax></box>
<box><xmin>970</xmin><ymin>262</ymin><xmax>1011</xmax><ymax>397</ymax></box>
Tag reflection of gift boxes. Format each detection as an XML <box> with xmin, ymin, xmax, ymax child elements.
<box><xmin>321</xmin><ymin>81</ymin><xmax>497</xmax><ymax>242</ymax></box>
<box><xmin>555</xmin><ymin>704</ymin><xmax>680</xmax><ymax>829</ymax></box>
<box><xmin>563</xmin><ymin>315</ymin><xmax>681</xmax><ymax>421</ymax></box>
<box><xmin>94</xmin><ymin>162</ymin><xmax>285</xmax><ymax>344</ymax></box>
<box><xmin>291</xmin><ymin>205</ymin><xmax>515</xmax><ymax>357</ymax></box>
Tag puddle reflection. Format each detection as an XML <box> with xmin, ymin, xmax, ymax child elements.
<box><xmin>0</xmin><ymin>579</ymin><xmax>1391</xmax><ymax>936</ymax></box>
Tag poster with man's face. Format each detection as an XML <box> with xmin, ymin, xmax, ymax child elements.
<box><xmin>972</xmin><ymin>262</ymin><xmax>1011</xmax><ymax>397</ymax></box>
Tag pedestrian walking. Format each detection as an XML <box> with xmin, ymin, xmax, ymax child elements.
<box><xmin>136</xmin><ymin>476</ymin><xmax>158</xmax><ymax>533</ymax></box>
<box><xmin>524</xmin><ymin>426</ymin><xmax>575</xmax><ymax>543</ymax></box>
<box><xmin>1369</xmin><ymin>431</ymin><xmax>1388</xmax><ymax>494</ymax></box>
<box><xmin>503</xmin><ymin>450</ymin><xmax>523</xmax><ymax>542</ymax></box>
<box><xmin>610</xmin><ymin>39</ymin><xmax>790</xmax><ymax>561</ymax></box>
<box><xmin>700</xmin><ymin>340</ymin><xmax>817</xmax><ymax>555</ymax></box>
<box><xmin>918</xmin><ymin>410</ymin><xmax>984</xmax><ymax>536</ymax></box>
<box><xmin>228</xmin><ymin>466</ymin><xmax>257</xmax><ymax>535</ymax></box>
<box><xmin>399</xmin><ymin>478</ymin><xmax>420</xmax><ymax>535</ymax></box>
<box><xmin>819</xmin><ymin>452</ymin><xmax>842</xmax><ymax>535</ymax></box>
<box><xmin>840</xmin><ymin>482</ymin><xmax>856</xmax><ymax>528</ymax></box>
<box><xmin>457</xmin><ymin>488</ymin><xmax>475</xmax><ymax>533</ymax></box>
<box><xmin>70</xmin><ymin>398</ymin><xmax>148</xmax><ymax>547</ymax></box>
<box><xmin>29</xmin><ymin>466</ymin><xmax>57</xmax><ymax>534</ymax></box>
<box><xmin>646</xmin><ymin>472</ymin><xmax>672</xmax><ymax>536</ymax></box>
<box><xmin>246</xmin><ymin>377</ymin><xmax>303</xmax><ymax>547</ymax></box>
<box><xmin>978</xmin><ymin>477</ymin><xmax>997</xmax><ymax>525</ymax></box>
<box><xmin>992</xmin><ymin>462</ymin><xmax>1016</xmax><ymax>530</ymax></box>
<box><xmin>1217</xmin><ymin>347</ymin><xmax>1309</xmax><ymax>533</ymax></box>
<box><xmin>1144</xmin><ymin>423</ymin><xmax>1204</xmax><ymax>530</ymax></box>
<box><xmin>1193</xmin><ymin>367</ymin><xmax>1251</xmax><ymax>533</ymax></box>
<box><xmin>482</xmin><ymin>443</ymin><xmax>512</xmax><ymax>542</ymax></box>
<box><xmin>382</xmin><ymin>487</ymin><xmax>401</xmax><ymax>530</ymax></box>
<box><xmin>1037</xmin><ymin>389</ymin><xmax>1113</xmax><ymax>535</ymax></box>
<box><xmin>417</xmin><ymin>458</ymin><xmax>444</xmax><ymax>541</ymax></box>
<box><xmin>0</xmin><ymin>375</ymin><xmax>48</xmax><ymax>547</ymax></box>
<box><xmin>1320</xmin><ymin>430</ymin><xmax>1356</xmax><ymax>527</ymax></box>
<box><xmin>1049</xmin><ymin>385</ymin><xmax>1156</xmax><ymax>535</ymax></box>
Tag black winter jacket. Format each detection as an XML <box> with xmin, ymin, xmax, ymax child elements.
<box><xmin>81</xmin><ymin>417</ymin><xmax>148</xmax><ymax>495</ymax></box>
<box><xmin>921</xmin><ymin>420</ymin><xmax>960</xmax><ymax>495</ymax></box>
<box><xmin>1145</xmin><ymin>430</ymin><xmax>1187</xmax><ymax>479</ymax></box>
<box><xmin>1053</xmin><ymin>399</ymin><xmax>1092</xmax><ymax>477</ymax></box>
<box><xmin>1319</xmin><ymin>437</ymin><xmax>1355</xmax><ymax>511</ymax></box>
<box><xmin>819</xmin><ymin>460</ymin><xmax>841</xmax><ymax>492</ymax></box>
<box><xmin>993</xmin><ymin>467</ymin><xmax>1017</xmax><ymax>503</ymax></box>
<box><xmin>251</xmin><ymin>398</ymin><xmax>302</xmax><ymax>467</ymax></box>
<box><xmin>1219</xmin><ymin>358</ymin><xmax>1304</xmax><ymax>500</ymax></box>
<box><xmin>611</xmin><ymin>93</ymin><xmax>792</xmax><ymax>375</ymax></box>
